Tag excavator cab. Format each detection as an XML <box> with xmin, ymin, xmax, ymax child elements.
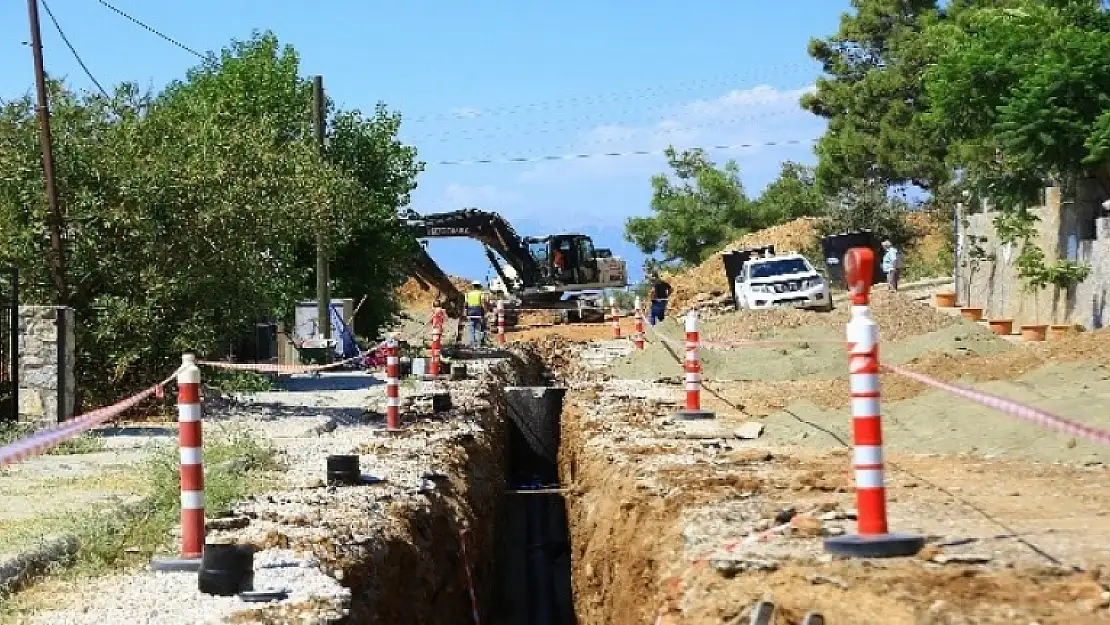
<box><xmin>527</xmin><ymin>234</ymin><xmax>600</xmax><ymax>286</ymax></box>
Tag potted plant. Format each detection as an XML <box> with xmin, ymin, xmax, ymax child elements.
<box><xmin>959</xmin><ymin>236</ymin><xmax>991</xmax><ymax>321</ymax></box>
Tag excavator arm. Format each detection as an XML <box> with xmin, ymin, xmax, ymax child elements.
<box><xmin>400</xmin><ymin>208</ymin><xmax>540</xmax><ymax>288</ymax></box>
<box><xmin>411</xmin><ymin>244</ymin><xmax>463</xmax><ymax>317</ymax></box>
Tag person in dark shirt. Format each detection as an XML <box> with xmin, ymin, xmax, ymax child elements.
<box><xmin>648</xmin><ymin>273</ymin><xmax>673</xmax><ymax>325</ymax></box>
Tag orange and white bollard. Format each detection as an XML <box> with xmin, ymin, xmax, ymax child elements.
<box><xmin>824</xmin><ymin>247</ymin><xmax>923</xmax><ymax>559</ymax></box>
<box><xmin>633</xmin><ymin>296</ymin><xmax>645</xmax><ymax>350</ymax></box>
<box><xmin>385</xmin><ymin>335</ymin><xmax>401</xmax><ymax>430</ymax></box>
<box><xmin>496</xmin><ymin>300</ymin><xmax>506</xmax><ymax>345</ymax></box>
<box><xmin>610</xmin><ymin>296</ymin><xmax>621</xmax><ymax>338</ymax></box>
<box><xmin>673</xmin><ymin>310</ymin><xmax>714</xmax><ymax>420</ymax></box>
<box><xmin>177</xmin><ymin>353</ymin><xmax>205</xmax><ymax>559</ymax></box>
<box><xmin>151</xmin><ymin>353</ymin><xmax>207</xmax><ymax>571</ymax></box>
<box><xmin>429</xmin><ymin>308</ymin><xmax>444</xmax><ymax>377</ymax></box>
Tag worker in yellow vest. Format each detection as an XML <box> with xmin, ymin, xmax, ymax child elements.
<box><xmin>464</xmin><ymin>281</ymin><xmax>488</xmax><ymax>347</ymax></box>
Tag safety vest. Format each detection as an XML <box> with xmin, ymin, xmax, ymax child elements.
<box><xmin>465</xmin><ymin>289</ymin><xmax>484</xmax><ymax>308</ymax></box>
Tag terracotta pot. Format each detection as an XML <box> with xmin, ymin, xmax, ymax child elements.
<box><xmin>1048</xmin><ymin>324</ymin><xmax>1073</xmax><ymax>340</ymax></box>
<box><xmin>1020</xmin><ymin>324</ymin><xmax>1048</xmax><ymax>342</ymax></box>
<box><xmin>959</xmin><ymin>307</ymin><xmax>984</xmax><ymax>322</ymax></box>
<box><xmin>987</xmin><ymin>319</ymin><xmax>1013</xmax><ymax>336</ymax></box>
<box><xmin>934</xmin><ymin>292</ymin><xmax>957</xmax><ymax>308</ymax></box>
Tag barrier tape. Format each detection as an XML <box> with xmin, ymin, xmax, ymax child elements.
<box><xmin>0</xmin><ymin>369</ymin><xmax>180</xmax><ymax>468</ymax></box>
<box><xmin>883</xmin><ymin>364</ymin><xmax>1110</xmax><ymax>447</ymax></box>
<box><xmin>198</xmin><ymin>340</ymin><xmax>389</xmax><ymax>376</ymax></box>
<box><xmin>459</xmin><ymin>528</ymin><xmax>482</xmax><ymax>625</ymax></box>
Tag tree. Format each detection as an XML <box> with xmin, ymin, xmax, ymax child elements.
<box><xmin>750</xmin><ymin>161</ymin><xmax>827</xmax><ymax>225</ymax></box>
<box><xmin>802</xmin><ymin>0</ymin><xmax>950</xmax><ymax>193</ymax></box>
<box><xmin>0</xmin><ymin>31</ymin><xmax>422</xmax><ymax>403</ymax></box>
<box><xmin>817</xmin><ymin>180</ymin><xmax>918</xmax><ymax>249</ymax></box>
<box><xmin>624</xmin><ymin>147</ymin><xmax>759</xmax><ymax>265</ymax></box>
<box><xmin>920</xmin><ymin>1</ymin><xmax>1110</xmax><ymax>208</ymax></box>
<box><xmin>325</xmin><ymin>105</ymin><xmax>425</xmax><ymax>337</ymax></box>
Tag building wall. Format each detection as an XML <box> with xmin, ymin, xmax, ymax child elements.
<box><xmin>959</xmin><ymin>185</ymin><xmax>1110</xmax><ymax>328</ymax></box>
<box><xmin>17</xmin><ymin>306</ymin><xmax>76</xmax><ymax>426</ymax></box>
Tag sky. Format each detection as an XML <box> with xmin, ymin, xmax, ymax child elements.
<box><xmin>1</xmin><ymin>1</ymin><xmax>848</xmax><ymax>285</ymax></box>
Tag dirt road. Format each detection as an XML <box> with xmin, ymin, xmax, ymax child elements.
<box><xmin>546</xmin><ymin>292</ymin><xmax>1110</xmax><ymax>624</ymax></box>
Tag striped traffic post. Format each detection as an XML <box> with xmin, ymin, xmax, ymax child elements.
<box><xmin>633</xmin><ymin>296</ymin><xmax>645</xmax><ymax>350</ymax></box>
<box><xmin>429</xmin><ymin>308</ymin><xmax>444</xmax><ymax>377</ymax></box>
<box><xmin>177</xmin><ymin>353</ymin><xmax>205</xmax><ymax>559</ymax></box>
<box><xmin>824</xmin><ymin>247</ymin><xmax>923</xmax><ymax>558</ymax></box>
<box><xmin>496</xmin><ymin>300</ymin><xmax>506</xmax><ymax>345</ymax></box>
<box><xmin>152</xmin><ymin>353</ymin><xmax>205</xmax><ymax>571</ymax></box>
<box><xmin>673</xmin><ymin>310</ymin><xmax>714</xmax><ymax>420</ymax></box>
<box><xmin>385</xmin><ymin>335</ymin><xmax>401</xmax><ymax>430</ymax></box>
<box><xmin>610</xmin><ymin>296</ymin><xmax>621</xmax><ymax>338</ymax></box>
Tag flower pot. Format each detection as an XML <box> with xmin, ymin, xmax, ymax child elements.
<box><xmin>1049</xmin><ymin>324</ymin><xmax>1074</xmax><ymax>340</ymax></box>
<box><xmin>959</xmin><ymin>307</ymin><xmax>984</xmax><ymax>322</ymax></box>
<box><xmin>934</xmin><ymin>292</ymin><xmax>957</xmax><ymax>308</ymax></box>
<box><xmin>987</xmin><ymin>319</ymin><xmax>1013</xmax><ymax>336</ymax></box>
<box><xmin>1020</xmin><ymin>324</ymin><xmax>1048</xmax><ymax>342</ymax></box>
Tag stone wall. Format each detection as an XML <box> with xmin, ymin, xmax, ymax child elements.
<box><xmin>959</xmin><ymin>185</ymin><xmax>1110</xmax><ymax>328</ymax></box>
<box><xmin>17</xmin><ymin>306</ymin><xmax>75</xmax><ymax>426</ymax></box>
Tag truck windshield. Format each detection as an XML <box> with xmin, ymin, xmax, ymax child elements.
<box><xmin>749</xmin><ymin>258</ymin><xmax>811</xmax><ymax>279</ymax></box>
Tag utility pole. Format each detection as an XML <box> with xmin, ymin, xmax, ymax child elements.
<box><xmin>27</xmin><ymin>0</ymin><xmax>67</xmax><ymax>305</ymax></box>
<box><xmin>311</xmin><ymin>76</ymin><xmax>331</xmax><ymax>342</ymax></box>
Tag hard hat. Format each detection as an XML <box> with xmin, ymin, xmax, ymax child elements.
<box><xmin>472</xmin><ymin>280</ymin><xmax>482</xmax><ymax>287</ymax></box>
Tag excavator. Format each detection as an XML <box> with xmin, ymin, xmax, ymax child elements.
<box><xmin>401</xmin><ymin>208</ymin><xmax>628</xmax><ymax>322</ymax></box>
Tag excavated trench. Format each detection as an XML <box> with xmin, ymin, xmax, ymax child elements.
<box><xmin>489</xmin><ymin>386</ymin><xmax>575</xmax><ymax>624</ymax></box>
<box><xmin>315</xmin><ymin>349</ymin><xmax>580</xmax><ymax>625</ymax></box>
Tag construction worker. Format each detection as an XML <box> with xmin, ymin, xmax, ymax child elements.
<box><xmin>464</xmin><ymin>280</ymin><xmax>487</xmax><ymax>347</ymax></box>
<box><xmin>881</xmin><ymin>240</ymin><xmax>902</xmax><ymax>291</ymax></box>
<box><xmin>648</xmin><ymin>272</ymin><xmax>673</xmax><ymax>325</ymax></box>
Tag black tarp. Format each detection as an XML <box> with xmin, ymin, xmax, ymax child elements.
<box><xmin>820</xmin><ymin>231</ymin><xmax>884</xmax><ymax>289</ymax></box>
<box><xmin>721</xmin><ymin>244</ymin><xmax>776</xmax><ymax>305</ymax></box>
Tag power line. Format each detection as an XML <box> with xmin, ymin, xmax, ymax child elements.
<box><xmin>403</xmin><ymin>62</ymin><xmax>817</xmax><ymax>125</ymax></box>
<box><xmin>428</xmin><ymin>137</ymin><xmax>818</xmax><ymax>166</ymax></box>
<box><xmin>93</xmin><ymin>0</ymin><xmax>204</xmax><ymax>58</ymax></box>
<box><xmin>41</xmin><ymin>0</ymin><xmax>111</xmax><ymax>99</ymax></box>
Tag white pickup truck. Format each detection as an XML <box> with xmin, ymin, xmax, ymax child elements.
<box><xmin>733</xmin><ymin>252</ymin><xmax>833</xmax><ymax>311</ymax></box>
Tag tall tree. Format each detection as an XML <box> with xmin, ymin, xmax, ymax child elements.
<box><xmin>802</xmin><ymin>0</ymin><xmax>949</xmax><ymax>193</ymax></box>
<box><xmin>0</xmin><ymin>31</ymin><xmax>422</xmax><ymax>402</ymax></box>
<box><xmin>920</xmin><ymin>0</ymin><xmax>1110</xmax><ymax>207</ymax></box>
<box><xmin>750</xmin><ymin>161</ymin><xmax>827</xmax><ymax>225</ymax></box>
<box><xmin>624</xmin><ymin>147</ymin><xmax>756</xmax><ymax>265</ymax></box>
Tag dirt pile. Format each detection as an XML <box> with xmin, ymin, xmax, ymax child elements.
<box><xmin>667</xmin><ymin>212</ymin><xmax>951</xmax><ymax>311</ymax></box>
<box><xmin>396</xmin><ymin>276</ymin><xmax>471</xmax><ymax>311</ymax></box>
<box><xmin>668</xmin><ymin>218</ymin><xmax>820</xmax><ymax>310</ymax></box>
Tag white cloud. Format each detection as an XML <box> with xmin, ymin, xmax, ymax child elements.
<box><xmin>439</xmin><ymin>183</ymin><xmax>520</xmax><ymax>208</ymax></box>
<box><xmin>515</xmin><ymin>84</ymin><xmax>820</xmax><ymax>185</ymax></box>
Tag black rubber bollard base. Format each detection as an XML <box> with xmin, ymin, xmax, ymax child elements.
<box><xmin>824</xmin><ymin>533</ymin><xmax>925</xmax><ymax>558</ymax></box>
<box><xmin>150</xmin><ymin>557</ymin><xmax>202</xmax><ymax>572</ymax></box>
<box><xmin>673</xmin><ymin>409</ymin><xmax>716</xmax><ymax>420</ymax></box>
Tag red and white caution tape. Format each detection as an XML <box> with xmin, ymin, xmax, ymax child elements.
<box><xmin>884</xmin><ymin>364</ymin><xmax>1110</xmax><ymax>447</ymax></box>
<box><xmin>198</xmin><ymin>341</ymin><xmax>388</xmax><ymax>375</ymax></box>
<box><xmin>0</xmin><ymin>370</ymin><xmax>179</xmax><ymax>468</ymax></box>
<box><xmin>459</xmin><ymin>528</ymin><xmax>482</xmax><ymax>625</ymax></box>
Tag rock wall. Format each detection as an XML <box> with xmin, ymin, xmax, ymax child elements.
<box><xmin>959</xmin><ymin>185</ymin><xmax>1110</xmax><ymax>328</ymax></box>
<box><xmin>17</xmin><ymin>306</ymin><xmax>75</xmax><ymax>426</ymax></box>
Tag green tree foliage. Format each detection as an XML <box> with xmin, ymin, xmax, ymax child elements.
<box><xmin>0</xmin><ymin>31</ymin><xmax>422</xmax><ymax>404</ymax></box>
<box><xmin>817</xmin><ymin>181</ymin><xmax>917</xmax><ymax>249</ymax></box>
<box><xmin>802</xmin><ymin>0</ymin><xmax>950</xmax><ymax>193</ymax></box>
<box><xmin>920</xmin><ymin>1</ymin><xmax>1110</xmax><ymax>208</ymax></box>
<box><xmin>751</xmin><ymin>161</ymin><xmax>827</xmax><ymax>226</ymax></box>
<box><xmin>325</xmin><ymin>106</ymin><xmax>424</xmax><ymax>337</ymax></box>
<box><xmin>625</xmin><ymin>150</ymin><xmax>828</xmax><ymax>266</ymax></box>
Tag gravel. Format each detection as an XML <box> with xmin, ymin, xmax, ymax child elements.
<box><xmin>25</xmin><ymin>362</ymin><xmax>517</xmax><ymax>625</ymax></box>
